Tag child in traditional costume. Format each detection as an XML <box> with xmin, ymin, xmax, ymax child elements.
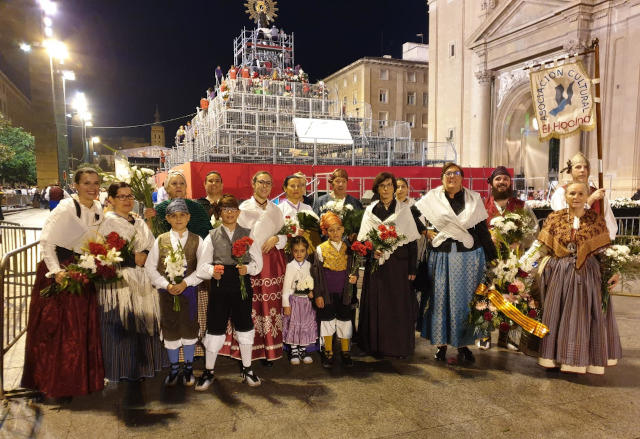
<box><xmin>313</xmin><ymin>212</ymin><xmax>358</xmax><ymax>368</ymax></box>
<box><xmin>145</xmin><ymin>198</ymin><xmax>204</xmax><ymax>386</ymax></box>
<box><xmin>195</xmin><ymin>195</ymin><xmax>263</xmax><ymax>389</ymax></box>
<box><xmin>282</xmin><ymin>236</ymin><xmax>317</xmax><ymax>365</ymax></box>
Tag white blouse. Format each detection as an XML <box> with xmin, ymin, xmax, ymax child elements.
<box><xmin>41</xmin><ymin>197</ymin><xmax>103</xmax><ymax>277</ymax></box>
<box><xmin>98</xmin><ymin>211</ymin><xmax>155</xmax><ymax>254</ymax></box>
<box><xmin>238</xmin><ymin>197</ymin><xmax>286</xmax><ymax>250</ymax></box>
<box><xmin>277</xmin><ymin>199</ymin><xmax>318</xmax><ymax>247</ymax></box>
<box><xmin>281</xmin><ymin>259</ymin><xmax>312</xmax><ymax>307</ymax></box>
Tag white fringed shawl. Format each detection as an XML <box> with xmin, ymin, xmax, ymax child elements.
<box><xmin>97</xmin><ymin>212</ymin><xmax>160</xmax><ymax>335</ymax></box>
<box><xmin>356</xmin><ymin>201</ymin><xmax>420</xmax><ymax>266</ymax></box>
<box><xmin>414</xmin><ymin>187</ymin><xmax>487</xmax><ymax>249</ymax></box>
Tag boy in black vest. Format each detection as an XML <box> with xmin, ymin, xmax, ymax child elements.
<box><xmin>195</xmin><ymin>194</ymin><xmax>263</xmax><ymax>389</ymax></box>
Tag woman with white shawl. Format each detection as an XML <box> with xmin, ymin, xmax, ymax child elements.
<box><xmin>414</xmin><ymin>163</ymin><xmax>497</xmax><ymax>365</ymax></box>
<box><xmin>219</xmin><ymin>170</ymin><xmax>287</xmax><ymax>364</ymax></box>
<box><xmin>98</xmin><ymin>182</ymin><xmax>165</xmax><ymax>382</ymax></box>
<box><xmin>357</xmin><ymin>172</ymin><xmax>421</xmax><ymax>357</ymax></box>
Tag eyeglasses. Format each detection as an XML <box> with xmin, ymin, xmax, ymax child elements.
<box><xmin>444</xmin><ymin>171</ymin><xmax>462</xmax><ymax>178</ymax></box>
<box><xmin>255</xmin><ymin>180</ymin><xmax>272</xmax><ymax>186</ymax></box>
<box><xmin>221</xmin><ymin>208</ymin><xmax>239</xmax><ymax>213</ymax></box>
<box><xmin>378</xmin><ymin>183</ymin><xmax>394</xmax><ymax>189</ymax></box>
<box><xmin>207</xmin><ymin>179</ymin><xmax>222</xmax><ymax>184</ymax></box>
<box><xmin>115</xmin><ymin>194</ymin><xmax>135</xmax><ymax>200</ymax></box>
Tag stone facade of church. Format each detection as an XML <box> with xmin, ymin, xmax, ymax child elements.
<box><xmin>428</xmin><ymin>0</ymin><xmax>640</xmax><ymax>195</ymax></box>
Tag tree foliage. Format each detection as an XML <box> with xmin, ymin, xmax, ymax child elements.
<box><xmin>0</xmin><ymin>116</ymin><xmax>36</xmax><ymax>184</ymax></box>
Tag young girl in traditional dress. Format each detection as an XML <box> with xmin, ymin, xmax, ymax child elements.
<box><xmin>313</xmin><ymin>212</ymin><xmax>358</xmax><ymax>367</ymax></box>
<box><xmin>282</xmin><ymin>236</ymin><xmax>317</xmax><ymax>365</ymax></box>
<box><xmin>145</xmin><ymin>198</ymin><xmax>204</xmax><ymax>387</ymax></box>
<box><xmin>195</xmin><ymin>194</ymin><xmax>263</xmax><ymax>389</ymax></box>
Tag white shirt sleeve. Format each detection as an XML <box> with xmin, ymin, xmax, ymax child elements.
<box><xmin>316</xmin><ymin>245</ymin><xmax>324</xmax><ymax>262</ymax></box>
<box><xmin>183</xmin><ymin>237</ymin><xmax>204</xmax><ymax>287</ymax></box>
<box><xmin>144</xmin><ymin>239</ymin><xmax>169</xmax><ymax>290</ymax></box>
<box><xmin>246</xmin><ymin>240</ymin><xmax>263</xmax><ymax>276</ymax></box>
<box><xmin>196</xmin><ymin>236</ymin><xmax>215</xmax><ymax>280</ymax></box>
<box><xmin>281</xmin><ymin>263</ymin><xmax>294</xmax><ymax>307</ymax></box>
<box><xmin>276</xmin><ymin>234</ymin><xmax>287</xmax><ymax>250</ymax></box>
<box><xmin>550</xmin><ymin>187</ymin><xmax>566</xmax><ymax>211</ymax></box>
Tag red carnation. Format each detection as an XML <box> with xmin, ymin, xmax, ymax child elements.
<box><xmin>518</xmin><ymin>269</ymin><xmax>529</xmax><ymax>278</ymax></box>
<box><xmin>499</xmin><ymin>322</ymin><xmax>511</xmax><ymax>332</ymax></box>
<box><xmin>106</xmin><ymin>232</ymin><xmax>126</xmax><ymax>251</ymax></box>
<box><xmin>88</xmin><ymin>242</ymin><xmax>108</xmax><ymax>256</ymax></box>
<box><xmin>483</xmin><ymin>311</ymin><xmax>493</xmax><ymax>321</ymax></box>
<box><xmin>528</xmin><ymin>309</ymin><xmax>537</xmax><ymax>318</ymax></box>
<box><xmin>507</xmin><ymin>283</ymin><xmax>519</xmax><ymax>294</ymax></box>
<box><xmin>232</xmin><ymin>237</ymin><xmax>254</xmax><ymax>258</ymax></box>
<box><xmin>378</xmin><ymin>224</ymin><xmax>386</xmax><ymax>232</ymax></box>
<box><xmin>364</xmin><ymin>241</ymin><xmax>373</xmax><ymax>250</ymax></box>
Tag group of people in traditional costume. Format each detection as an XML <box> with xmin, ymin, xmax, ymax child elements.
<box><xmin>21</xmin><ymin>156</ymin><xmax>623</xmax><ymax>402</ymax></box>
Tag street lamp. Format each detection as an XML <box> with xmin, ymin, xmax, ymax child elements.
<box><xmin>90</xmin><ymin>136</ymin><xmax>100</xmax><ymax>161</ymax></box>
<box><xmin>73</xmin><ymin>92</ymin><xmax>93</xmax><ymax>163</ymax></box>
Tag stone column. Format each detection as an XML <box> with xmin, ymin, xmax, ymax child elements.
<box><xmin>471</xmin><ymin>69</ymin><xmax>494</xmax><ymax>166</ymax></box>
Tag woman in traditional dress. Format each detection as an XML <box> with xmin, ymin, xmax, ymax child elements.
<box><xmin>524</xmin><ymin>181</ymin><xmax>622</xmax><ymax>374</ymax></box>
<box><xmin>97</xmin><ymin>182</ymin><xmax>165</xmax><ymax>382</ymax></box>
<box><xmin>279</xmin><ymin>175</ymin><xmax>319</xmax><ymax>244</ymax></box>
<box><xmin>415</xmin><ymin>163</ymin><xmax>497</xmax><ymax>364</ymax></box>
<box><xmin>395</xmin><ymin>177</ymin><xmax>415</xmax><ymax>206</ymax></box>
<box><xmin>357</xmin><ymin>172</ymin><xmax>421</xmax><ymax>358</ymax></box>
<box><xmin>220</xmin><ymin>171</ymin><xmax>286</xmax><ymax>364</ymax></box>
<box><xmin>550</xmin><ymin>152</ymin><xmax>617</xmax><ymax>240</ymax></box>
<box><xmin>313</xmin><ymin>168</ymin><xmax>363</xmax><ymax>215</ymax></box>
<box><xmin>154</xmin><ymin>170</ymin><xmax>212</xmax><ymax>239</ymax></box>
<box><xmin>22</xmin><ymin>168</ymin><xmax>105</xmax><ymax>400</ymax></box>
<box><xmin>196</xmin><ymin>170</ymin><xmax>224</xmax><ymax>219</ymax></box>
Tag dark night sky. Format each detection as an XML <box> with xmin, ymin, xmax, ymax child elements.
<box><xmin>55</xmin><ymin>0</ymin><xmax>428</xmax><ymax>143</ymax></box>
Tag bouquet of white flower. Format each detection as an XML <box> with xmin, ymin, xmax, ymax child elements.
<box><xmin>610</xmin><ymin>198</ymin><xmax>640</xmax><ymax>208</ymax></box>
<box><xmin>600</xmin><ymin>244</ymin><xmax>635</xmax><ymax>311</ymax></box>
<box><xmin>163</xmin><ymin>242</ymin><xmax>186</xmax><ymax>311</ymax></box>
<box><xmin>294</xmin><ymin>275</ymin><xmax>314</xmax><ymax>294</ymax></box>
<box><xmin>525</xmin><ymin>199</ymin><xmax>551</xmax><ymax>209</ymax></box>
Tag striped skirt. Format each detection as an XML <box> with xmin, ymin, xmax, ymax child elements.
<box><xmin>539</xmin><ymin>255</ymin><xmax>622</xmax><ymax>374</ymax></box>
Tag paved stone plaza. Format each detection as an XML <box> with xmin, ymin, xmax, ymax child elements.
<box><xmin>0</xmin><ymin>294</ymin><xmax>637</xmax><ymax>438</ymax></box>
<box><xmin>2</xmin><ymin>209</ymin><xmax>639</xmax><ymax>438</ymax></box>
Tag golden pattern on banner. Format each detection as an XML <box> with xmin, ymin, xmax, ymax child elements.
<box><xmin>529</xmin><ymin>61</ymin><xmax>595</xmax><ymax>142</ymax></box>
<box><xmin>475</xmin><ymin>284</ymin><xmax>549</xmax><ymax>338</ymax></box>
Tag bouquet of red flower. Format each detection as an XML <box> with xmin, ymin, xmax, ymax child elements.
<box><xmin>350</xmin><ymin>241</ymin><xmax>372</xmax><ymax>277</ymax></box>
<box><xmin>214</xmin><ymin>264</ymin><xmax>225</xmax><ymax>287</ymax></box>
<box><xmin>365</xmin><ymin>223</ymin><xmax>406</xmax><ymax>272</ymax></box>
<box><xmin>40</xmin><ymin>265</ymin><xmax>92</xmax><ymax>298</ymax></box>
<box><xmin>278</xmin><ymin>216</ymin><xmax>298</xmax><ymax>237</ymax></box>
<box><xmin>232</xmin><ymin>236</ymin><xmax>254</xmax><ymax>300</ymax></box>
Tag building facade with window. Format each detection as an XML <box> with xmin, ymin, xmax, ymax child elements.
<box><xmin>428</xmin><ymin>0</ymin><xmax>640</xmax><ymax>194</ymax></box>
<box><xmin>323</xmin><ymin>55</ymin><xmax>429</xmax><ymax>141</ymax></box>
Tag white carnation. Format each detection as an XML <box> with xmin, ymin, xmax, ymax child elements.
<box><xmin>78</xmin><ymin>253</ymin><xmax>97</xmax><ymax>273</ymax></box>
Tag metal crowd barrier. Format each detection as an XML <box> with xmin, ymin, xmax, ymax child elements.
<box><xmin>0</xmin><ymin>240</ymin><xmax>40</xmax><ymax>398</ymax></box>
<box><xmin>1</xmin><ymin>225</ymin><xmax>42</xmax><ymax>257</ymax></box>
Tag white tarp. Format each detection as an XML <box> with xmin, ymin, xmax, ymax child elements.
<box><xmin>293</xmin><ymin>118</ymin><xmax>353</xmax><ymax>145</ymax></box>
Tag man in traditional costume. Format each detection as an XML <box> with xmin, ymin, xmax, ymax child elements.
<box><xmin>477</xmin><ymin>166</ymin><xmax>538</xmax><ymax>351</ymax></box>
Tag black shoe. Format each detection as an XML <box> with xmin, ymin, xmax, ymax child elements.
<box><xmin>340</xmin><ymin>351</ymin><xmax>354</xmax><ymax>367</ymax></box>
<box><xmin>164</xmin><ymin>363</ymin><xmax>181</xmax><ymax>387</ymax></box>
<box><xmin>321</xmin><ymin>350</ymin><xmax>334</xmax><ymax>368</ymax></box>
<box><xmin>242</xmin><ymin>367</ymin><xmax>262</xmax><ymax>387</ymax></box>
<box><xmin>261</xmin><ymin>359</ymin><xmax>273</xmax><ymax>367</ymax></box>
<box><xmin>434</xmin><ymin>346</ymin><xmax>447</xmax><ymax>361</ymax></box>
<box><xmin>457</xmin><ymin>346</ymin><xmax>475</xmax><ymax>364</ymax></box>
<box><xmin>182</xmin><ymin>364</ymin><xmax>195</xmax><ymax>387</ymax></box>
<box><xmin>195</xmin><ymin>370</ymin><xmax>214</xmax><ymax>391</ymax></box>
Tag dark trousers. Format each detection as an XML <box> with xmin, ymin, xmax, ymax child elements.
<box><xmin>317</xmin><ymin>293</ymin><xmax>351</xmax><ymax>322</ymax></box>
<box><xmin>207</xmin><ymin>265</ymin><xmax>253</xmax><ymax>335</ymax></box>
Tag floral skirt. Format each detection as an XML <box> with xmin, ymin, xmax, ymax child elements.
<box><xmin>219</xmin><ymin>248</ymin><xmax>285</xmax><ymax>361</ymax></box>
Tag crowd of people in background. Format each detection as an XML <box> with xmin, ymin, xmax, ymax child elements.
<box><xmin>16</xmin><ymin>161</ymin><xmax>629</xmax><ymax>403</ymax></box>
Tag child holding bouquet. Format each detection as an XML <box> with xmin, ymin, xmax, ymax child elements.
<box><xmin>312</xmin><ymin>212</ymin><xmax>358</xmax><ymax>367</ymax></box>
<box><xmin>195</xmin><ymin>194</ymin><xmax>263</xmax><ymax>389</ymax></box>
<box><xmin>282</xmin><ymin>236</ymin><xmax>317</xmax><ymax>365</ymax></box>
<box><xmin>145</xmin><ymin>198</ymin><xmax>204</xmax><ymax>387</ymax></box>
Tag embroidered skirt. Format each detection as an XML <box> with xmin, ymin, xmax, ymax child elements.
<box><xmin>538</xmin><ymin>255</ymin><xmax>622</xmax><ymax>374</ymax></box>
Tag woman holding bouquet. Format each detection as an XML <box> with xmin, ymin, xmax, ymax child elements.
<box><xmin>97</xmin><ymin>182</ymin><xmax>165</xmax><ymax>382</ymax></box>
<box><xmin>22</xmin><ymin>168</ymin><xmax>105</xmax><ymax>400</ymax></box>
<box><xmin>313</xmin><ymin>168</ymin><xmax>363</xmax><ymax>215</ymax></box>
<box><xmin>524</xmin><ymin>181</ymin><xmax>621</xmax><ymax>374</ymax></box>
<box><xmin>357</xmin><ymin>172</ymin><xmax>422</xmax><ymax>358</ymax></box>
<box><xmin>278</xmin><ymin>175</ymin><xmax>319</xmax><ymax>249</ymax></box>
<box><xmin>222</xmin><ymin>171</ymin><xmax>286</xmax><ymax>364</ymax></box>
<box><xmin>414</xmin><ymin>163</ymin><xmax>496</xmax><ymax>364</ymax></box>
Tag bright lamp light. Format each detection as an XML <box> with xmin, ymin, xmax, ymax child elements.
<box><xmin>39</xmin><ymin>0</ymin><xmax>57</xmax><ymax>15</ymax></box>
<box><xmin>19</xmin><ymin>42</ymin><xmax>32</xmax><ymax>52</ymax></box>
<box><xmin>62</xmin><ymin>70</ymin><xmax>76</xmax><ymax>81</ymax></box>
<box><xmin>43</xmin><ymin>39</ymin><xmax>68</xmax><ymax>62</ymax></box>
<box><xmin>91</xmin><ymin>136</ymin><xmax>101</xmax><ymax>144</ymax></box>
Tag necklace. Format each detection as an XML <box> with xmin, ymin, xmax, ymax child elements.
<box><xmin>254</xmin><ymin>197</ymin><xmax>267</xmax><ymax>208</ymax></box>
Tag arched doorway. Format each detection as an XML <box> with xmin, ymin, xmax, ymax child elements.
<box><xmin>493</xmin><ymin>82</ymin><xmax>556</xmax><ymax>190</ymax></box>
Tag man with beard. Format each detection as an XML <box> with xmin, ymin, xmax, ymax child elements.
<box><xmin>477</xmin><ymin>166</ymin><xmax>537</xmax><ymax>351</ymax></box>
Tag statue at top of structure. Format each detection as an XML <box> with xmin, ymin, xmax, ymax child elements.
<box><xmin>244</xmin><ymin>0</ymin><xmax>278</xmax><ymax>28</ymax></box>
